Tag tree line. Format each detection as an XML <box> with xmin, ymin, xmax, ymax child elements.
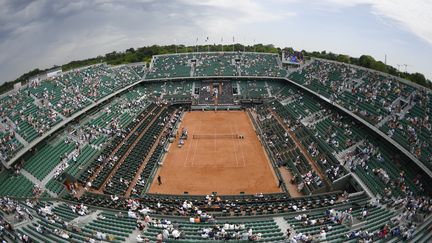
<box><xmin>0</xmin><ymin>44</ymin><xmax>430</xmax><ymax>95</ymax></box>
<box><xmin>304</xmin><ymin>50</ymin><xmax>431</xmax><ymax>89</ymax></box>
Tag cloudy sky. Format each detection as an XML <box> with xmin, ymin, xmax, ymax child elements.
<box><xmin>0</xmin><ymin>0</ymin><xmax>431</xmax><ymax>84</ymax></box>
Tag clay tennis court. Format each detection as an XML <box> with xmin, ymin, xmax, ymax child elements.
<box><xmin>149</xmin><ymin>110</ymin><xmax>281</xmax><ymax>195</ymax></box>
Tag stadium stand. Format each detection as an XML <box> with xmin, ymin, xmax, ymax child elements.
<box><xmin>237</xmin><ymin>80</ymin><xmax>269</xmax><ymax>100</ymax></box>
<box><xmin>128</xmin><ymin>63</ymin><xmax>147</xmax><ymax>79</ymax></box>
<box><xmin>103</xmin><ymin>106</ymin><xmax>175</xmax><ymax>196</ymax></box>
<box><xmin>0</xmin><ymin>51</ymin><xmax>431</xmax><ymax>243</ymax></box>
<box><xmin>0</xmin><ymin>88</ymin><xmax>62</xmax><ymax>143</ymax></box>
<box><xmin>194</xmin><ymin>52</ymin><xmax>238</xmax><ymax>77</ymax></box>
<box><xmin>240</xmin><ymin>53</ymin><xmax>287</xmax><ymax>77</ymax></box>
<box><xmin>282</xmin><ymin>49</ymin><xmax>304</xmax><ymax>64</ymax></box>
<box><xmin>289</xmin><ymin>58</ymin><xmax>432</xmax><ymax>171</ymax></box>
<box><xmin>23</xmin><ymin>139</ymin><xmax>75</xmax><ymax>181</ymax></box>
<box><xmin>0</xmin><ymin>131</ymin><xmax>24</xmax><ymax>161</ymax></box>
<box><xmin>264</xmin><ymin>82</ymin><xmax>431</xmax><ymax>198</ymax></box>
<box><xmin>147</xmin><ymin>54</ymin><xmax>193</xmax><ymax>79</ymax></box>
<box><xmin>256</xmin><ymin>105</ymin><xmax>324</xmax><ymax>195</ymax></box>
<box><xmin>29</xmin><ymin>78</ymin><xmax>92</xmax><ymax>117</ymax></box>
<box><xmin>146</xmin><ymin>52</ymin><xmax>287</xmax><ymax>79</ymax></box>
<box><xmin>161</xmin><ymin>81</ymin><xmax>193</xmax><ymax>104</ymax></box>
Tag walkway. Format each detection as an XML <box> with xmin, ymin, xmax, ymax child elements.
<box><xmin>279</xmin><ymin>95</ymin><xmax>297</xmax><ymax>106</ymax></box>
<box><xmin>265</xmin><ymin>81</ymin><xmax>272</xmax><ymax>97</ymax></box>
<box><xmin>334</xmin><ymin>140</ymin><xmax>364</xmax><ymax>162</ymax></box>
<box><xmin>376</xmin><ymin>93</ymin><xmax>415</xmax><ymax>128</ymax></box>
<box><xmin>274</xmin><ymin>216</ymin><xmax>291</xmax><ymax>240</ymax></box>
<box><xmin>278</xmin><ymin>167</ymin><xmax>303</xmax><ymax>197</ymax></box>
<box><xmin>300</xmin><ymin>111</ymin><xmax>329</xmax><ymax>126</ymax></box>
<box><xmin>20</xmin><ymin>169</ymin><xmax>56</xmax><ymax>197</ymax></box>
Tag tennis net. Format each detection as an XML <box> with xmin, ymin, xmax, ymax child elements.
<box><xmin>192</xmin><ymin>134</ymin><xmax>239</xmax><ymax>139</ymax></box>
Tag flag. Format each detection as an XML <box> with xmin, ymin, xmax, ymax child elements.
<box><xmin>196</xmin><ymin>37</ymin><xmax>198</xmax><ymax>43</ymax></box>
<box><xmin>205</xmin><ymin>36</ymin><xmax>209</xmax><ymax>42</ymax></box>
<box><xmin>221</xmin><ymin>37</ymin><xmax>223</xmax><ymax>43</ymax></box>
<box><xmin>233</xmin><ymin>36</ymin><xmax>235</xmax><ymax>43</ymax></box>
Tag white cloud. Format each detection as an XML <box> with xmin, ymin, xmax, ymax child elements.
<box><xmin>178</xmin><ymin>0</ymin><xmax>296</xmax><ymax>34</ymax></box>
<box><xmin>0</xmin><ymin>0</ymin><xmax>430</xmax><ymax>85</ymax></box>
<box><xmin>322</xmin><ymin>0</ymin><xmax>432</xmax><ymax>45</ymax></box>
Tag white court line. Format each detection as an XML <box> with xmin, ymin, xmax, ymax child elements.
<box><xmin>184</xmin><ymin>117</ymin><xmax>200</xmax><ymax>167</ymax></box>
<box><xmin>234</xmin><ymin>115</ymin><xmax>247</xmax><ymax>167</ymax></box>
<box><xmin>229</xmin><ymin>119</ymin><xmax>240</xmax><ymax>168</ymax></box>
<box><xmin>190</xmin><ymin>119</ymin><xmax>202</xmax><ymax>167</ymax></box>
<box><xmin>183</xmin><ymin>162</ymin><xmax>240</xmax><ymax>168</ymax></box>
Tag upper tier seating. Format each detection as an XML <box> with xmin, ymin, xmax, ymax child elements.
<box><xmin>0</xmin><ymin>89</ymin><xmax>62</xmax><ymax>143</ymax></box>
<box><xmin>0</xmin><ymin>131</ymin><xmax>24</xmax><ymax>161</ymax></box>
<box><xmin>240</xmin><ymin>53</ymin><xmax>287</xmax><ymax>77</ymax></box>
<box><xmin>289</xmin><ymin>59</ymin><xmax>432</xmax><ymax>170</ymax></box>
<box><xmin>0</xmin><ymin>63</ymin><xmax>147</xmax><ymax>164</ymax></box>
<box><xmin>146</xmin><ymin>52</ymin><xmax>287</xmax><ymax>79</ymax></box>
<box><xmin>194</xmin><ymin>53</ymin><xmax>238</xmax><ymax>77</ymax></box>
<box><xmin>29</xmin><ymin>79</ymin><xmax>92</xmax><ymax>117</ymax></box>
<box><xmin>147</xmin><ymin>54</ymin><xmax>193</xmax><ymax>79</ymax></box>
<box><xmin>23</xmin><ymin>139</ymin><xmax>75</xmax><ymax>181</ymax></box>
<box><xmin>129</xmin><ymin>63</ymin><xmax>147</xmax><ymax>78</ymax></box>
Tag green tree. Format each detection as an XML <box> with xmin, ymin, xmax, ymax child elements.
<box><xmin>371</xmin><ymin>61</ymin><xmax>388</xmax><ymax>73</ymax></box>
<box><xmin>337</xmin><ymin>54</ymin><xmax>350</xmax><ymax>64</ymax></box>
<box><xmin>359</xmin><ymin>55</ymin><xmax>376</xmax><ymax>68</ymax></box>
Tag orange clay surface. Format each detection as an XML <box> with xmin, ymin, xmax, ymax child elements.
<box><xmin>149</xmin><ymin>111</ymin><xmax>281</xmax><ymax>195</ymax></box>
